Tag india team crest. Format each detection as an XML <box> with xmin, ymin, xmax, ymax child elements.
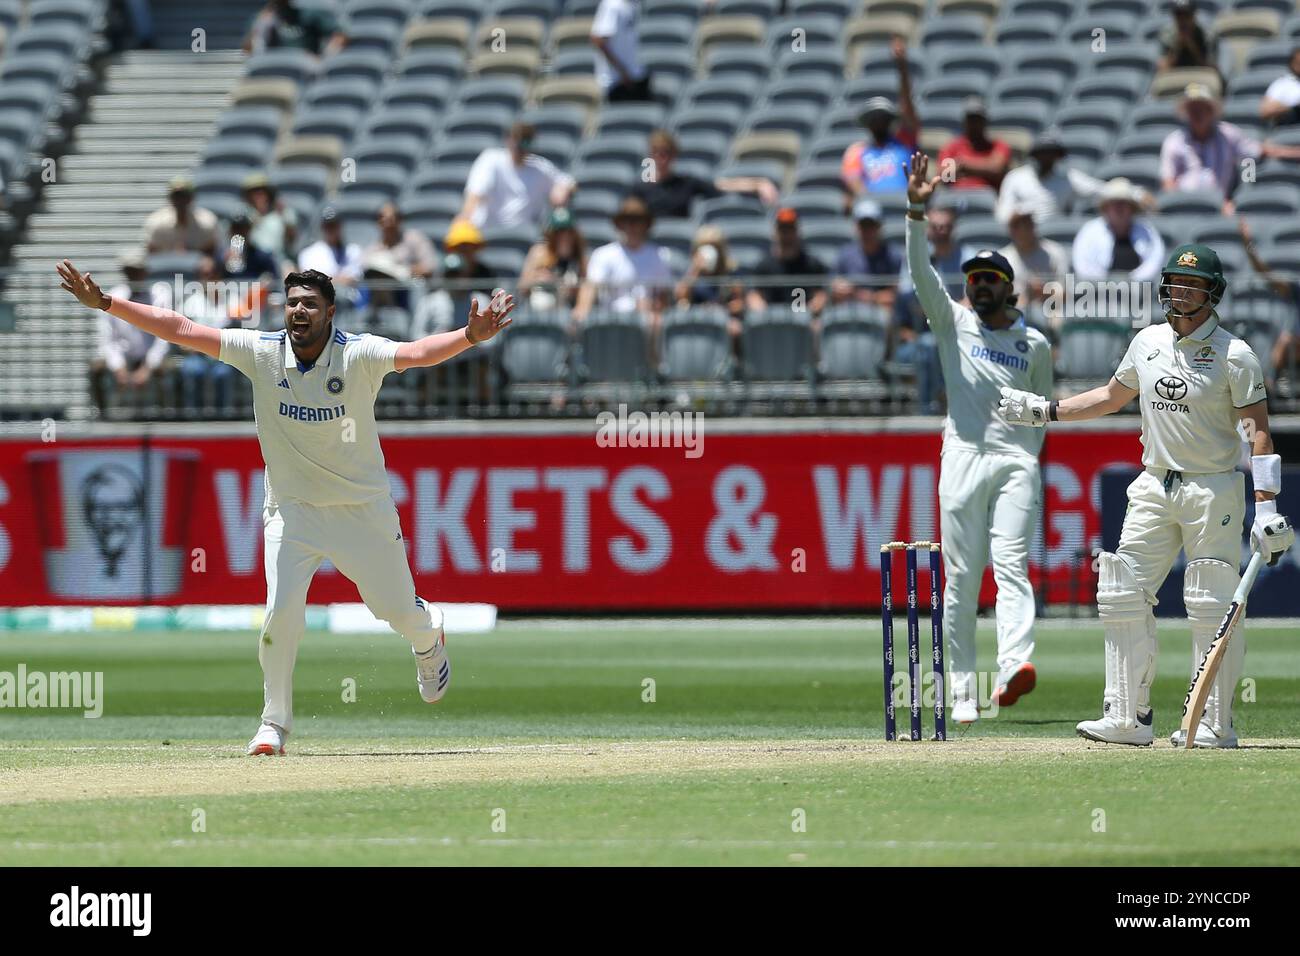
<box><xmin>326</xmin><ymin>376</ymin><xmax>344</xmax><ymax>395</ymax></box>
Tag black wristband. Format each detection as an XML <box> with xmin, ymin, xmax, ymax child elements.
<box><xmin>1049</xmin><ymin>399</ymin><xmax>1059</xmax><ymax>422</ymax></box>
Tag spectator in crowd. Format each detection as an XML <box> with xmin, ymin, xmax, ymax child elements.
<box><xmin>841</xmin><ymin>38</ymin><xmax>919</xmax><ymax>201</ymax></box>
<box><xmin>365</xmin><ymin>203</ymin><xmax>437</xmax><ymax>281</ymax></box>
<box><xmin>574</xmin><ymin>195</ymin><xmax>673</xmax><ymax>331</ymax></box>
<box><xmin>519</xmin><ymin>208</ymin><xmax>588</xmax><ymax>312</ymax></box>
<box><xmin>996</xmin><ymin>130</ymin><xmax>1153</xmax><ymax>224</ymax></box>
<box><xmin>591</xmin><ymin>0</ymin><xmax>651</xmax><ymax>103</ymax></box>
<box><xmin>243</xmin><ymin>0</ymin><xmax>346</xmax><ymax>58</ymax></box>
<box><xmin>1239</xmin><ymin>217</ymin><xmax>1300</xmax><ymax>396</ymax></box>
<box><xmin>1161</xmin><ymin>83</ymin><xmax>1300</xmax><ymax>214</ymax></box>
<box><xmin>999</xmin><ymin>206</ymin><xmax>1069</xmax><ymax>333</ymax></box>
<box><xmin>1157</xmin><ymin>0</ymin><xmax>1216</xmax><ymax>74</ymax></box>
<box><xmin>459</xmin><ymin>122</ymin><xmax>577</xmax><ymax>231</ymax></box>
<box><xmin>674</xmin><ymin>224</ymin><xmax>745</xmax><ymax>335</ymax></box>
<box><xmin>90</xmin><ymin>249</ymin><xmax>170</xmax><ymax>412</ymax></box>
<box><xmin>108</xmin><ymin>0</ymin><xmax>155</xmax><ymax>51</ymax></box>
<box><xmin>1071</xmin><ymin>178</ymin><xmax>1167</xmax><ymax>282</ymax></box>
<box><xmin>1260</xmin><ymin>47</ymin><xmax>1300</xmax><ymax>126</ymax></box>
<box><xmin>143</xmin><ymin>176</ymin><xmax>219</xmax><ymax>255</ymax></box>
<box><xmin>938</xmin><ymin>97</ymin><xmax>1012</xmax><ymax>192</ymax></box>
<box><xmin>241</xmin><ymin>173</ymin><xmax>298</xmax><ymax>264</ymax></box>
<box><xmin>298</xmin><ymin>207</ymin><xmax>364</xmax><ymax>311</ymax></box>
<box><xmin>222</xmin><ymin>207</ymin><xmax>279</xmax><ymax>280</ymax></box>
<box><xmin>177</xmin><ymin>255</ymin><xmax>238</xmax><ymax>414</ymax></box>
<box><xmin>411</xmin><ymin>221</ymin><xmax>496</xmax><ymax>338</ymax></box>
<box><xmin>894</xmin><ymin>204</ymin><xmax>971</xmax><ymax>414</ymax></box>
<box><xmin>631</xmin><ymin>130</ymin><xmax>779</xmax><ymax>219</ymax></box>
<box><xmin>745</xmin><ymin>208</ymin><xmax>828</xmax><ymax>316</ymax></box>
<box><xmin>832</xmin><ymin>198</ymin><xmax>902</xmax><ymax>310</ymax></box>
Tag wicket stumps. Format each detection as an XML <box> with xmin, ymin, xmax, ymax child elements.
<box><xmin>879</xmin><ymin>541</ymin><xmax>946</xmax><ymax>741</ymax></box>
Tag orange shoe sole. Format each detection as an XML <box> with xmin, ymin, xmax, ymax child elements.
<box><xmin>248</xmin><ymin>744</ymin><xmax>285</xmax><ymax>756</ymax></box>
<box><xmin>992</xmin><ymin>663</ymin><xmax>1037</xmax><ymax>708</ymax></box>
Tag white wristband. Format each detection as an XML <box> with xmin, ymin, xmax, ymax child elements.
<box><xmin>1251</xmin><ymin>453</ymin><xmax>1282</xmax><ymax>495</ymax></box>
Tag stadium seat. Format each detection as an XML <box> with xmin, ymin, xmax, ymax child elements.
<box><xmin>245</xmin><ymin>48</ymin><xmax>318</xmax><ymax>85</ymax></box>
<box><xmin>397</xmin><ymin>49</ymin><xmax>466</xmax><ymax>83</ymax></box>
<box><xmin>347</xmin><ymin>19</ymin><xmax>404</xmax><ymax>54</ymax></box>
<box><xmin>703</xmin><ymin>45</ymin><xmax>771</xmax><ymax>83</ymax></box>
<box><xmin>1091</xmin><ymin>41</ymin><xmax>1160</xmax><ymax>77</ymax></box>
<box><xmin>1056</xmin><ymin>320</ymin><xmax>1132</xmax><ymax>380</ymax></box>
<box><xmin>819</xmin><ymin>302</ymin><xmax>890</xmax><ymax>381</ymax></box>
<box><xmin>677</xmin><ymin>77</ymin><xmax>757</xmax><ymax>114</ymax></box>
<box><xmin>1234</xmin><ymin>184</ymin><xmax>1298</xmax><ymax>216</ymax></box>
<box><xmin>353</xmin><ymin>137</ymin><xmax>427</xmax><ymax>174</ymax></box>
<box><xmin>651</xmin><ymin>219</ymin><xmax>697</xmax><ymax>257</ymax></box>
<box><xmin>986</xmin><ymin>101</ymin><xmax>1053</xmax><ymax>135</ymax></box>
<box><xmin>291</xmin><ymin>105</ymin><xmax>365</xmax><ymax>145</ymax></box>
<box><xmin>418</xmin><ymin>0</ymin><xmax>482</xmax><ymax>20</ymax></box>
<box><xmin>468</xmin><ymin>48</ymin><xmax>540</xmax><ymax>82</ymax></box>
<box><xmin>1252</xmin><ymin>157</ymin><xmax>1300</xmax><ymax>189</ymax></box>
<box><xmin>1221</xmin><ymin>96</ymin><xmax>1266</xmax><ymax>135</ymax></box>
<box><xmin>522</xmin><ymin>104</ymin><xmax>588</xmax><ymax>143</ymax></box>
<box><xmin>456</xmin><ymin>77</ymin><xmax>528</xmax><ymax>113</ymax></box>
<box><xmin>403</xmin><ymin>18</ymin><xmax>472</xmax><ymax>52</ymax></box>
<box><xmin>1125</xmin><ymin>101</ymin><xmax>1179</xmax><ymax>133</ymax></box>
<box><xmin>531</xmin><ymin>76</ymin><xmax>603</xmax><ymax>115</ymax></box>
<box><xmin>934</xmin><ymin>47</ymin><xmax>1004</xmax><ymax>83</ymax></box>
<box><xmin>795</xmin><ymin>161</ymin><xmax>850</xmax><ymax>193</ymax></box>
<box><xmin>201</xmin><ymin>136</ymin><xmax>272</xmax><ymax>170</ymax></box>
<box><xmin>660</xmin><ymin>305</ymin><xmax>734</xmax><ymax>383</ymax></box>
<box><xmin>676</xmin><ymin>130</ymin><xmax>730</xmax><ymax>168</ymax></box>
<box><xmin>955</xmin><ymin>215</ymin><xmax>1009</xmax><ymax>250</ymax></box>
<box><xmin>920</xmin><ymin>72</ymin><xmax>992</xmax><ymax>105</ymax></box>
<box><xmin>323</xmin><ymin>49</ymin><xmax>391</xmax><ymax>86</ymax></box>
<box><xmin>597</xmin><ymin>103</ymin><xmax>667</xmax><ymax>138</ymax></box>
<box><xmin>578</xmin><ymin>312</ymin><xmax>653</xmax><ymax>386</ymax></box>
<box><xmin>1149</xmin><ymin>67</ymin><xmax>1223</xmax><ymax>99</ymax></box>
<box><xmin>1003</xmin><ymin>45</ymin><xmax>1081</xmax><ymax>83</ymax></box>
<box><xmin>743</xmin><ymin>105</ymin><xmax>821</xmax><ymax>141</ymax></box>
<box><xmin>799</xmin><ymin>218</ymin><xmax>854</xmax><ymax>264</ymax></box>
<box><xmin>495</xmin><ymin>0</ymin><xmax>560</xmax><ymax>17</ymax></box>
<box><xmin>808</xmin><ymin>134</ymin><xmax>862</xmax><ymax>169</ymax></box>
<box><xmin>1115</xmin><ymin>128</ymin><xmax>1174</xmax><ymax>160</ymax></box>
<box><xmin>500</xmin><ymin>307</ymin><xmax>572</xmax><ymax>387</ymax></box>
<box><xmin>576</xmin><ymin>133</ymin><xmax>646</xmax><ymax>168</ymax></box>
<box><xmin>696</xmin><ymin>16</ymin><xmax>766</xmax><ymax>57</ymax></box>
<box><xmin>364</xmin><ymin>106</ymin><xmax>438</xmax><ymax>143</ymax></box>
<box><xmin>844</xmin><ymin>16</ymin><xmax>922</xmax><ymax>64</ymax></box>
<box><xmin>271</xmin><ymin>165</ymin><xmax>332</xmax><ymax>220</ymax></box>
<box><xmin>639</xmin><ymin>14</ymin><xmax>694</xmax><ymax>47</ymax></box>
<box><xmin>1039</xmin><ymin>215</ymin><xmax>1088</xmax><ymax>246</ymax></box>
<box><xmin>1002</xmin><ymin>0</ymin><xmax>1072</xmax><ymax>20</ymax></box>
<box><xmin>994</xmin><ymin>15</ymin><xmax>1061</xmax><ymax>46</ymax></box>
<box><xmin>671</xmin><ymin>103</ymin><xmax>745</xmax><ymax>138</ymax></box>
<box><xmin>551</xmin><ymin>47</ymin><xmax>598</xmax><ymax>76</ymax></box>
<box><xmin>789</xmin><ymin>0</ymin><xmax>855</xmax><ymax>17</ymax></box>
<box><xmin>939</xmin><ymin>0</ymin><xmax>1000</xmax><ymax>15</ymax></box>
<box><xmin>990</xmin><ymin>73</ymin><xmax>1069</xmax><ymax>109</ymax></box>
<box><xmin>918</xmin><ymin>16</ymin><xmax>989</xmax><ymax>48</ymax></box>
<box><xmin>772</xmin><ymin>48</ymin><xmax>845</xmax><ymax>84</ymax></box>
<box><xmin>1157</xmin><ymin>189</ymin><xmax>1223</xmax><ymax>216</ymax></box>
<box><xmin>854</xmin><ymin>42</ymin><xmax>928</xmax><ymax>84</ymax></box>
<box><xmin>1053</xmin><ymin>103</ymin><xmax>1125</xmax><ymax>137</ymax></box>
<box><xmin>440</xmin><ymin>106</ymin><xmax>515</xmax><ymax>140</ymax></box>
<box><xmin>741</xmin><ymin>306</ymin><xmax>815</xmax><ymax>385</ymax></box>
<box><xmin>473</xmin><ymin>17</ymin><xmax>546</xmax><ymax>54</ymax></box>
<box><xmin>379</xmin><ymin>77</ymin><xmax>452</xmax><ymax>112</ymax></box>
<box><xmin>643</xmin><ymin>0</ymin><xmax>701</xmax><ymax>17</ymax></box>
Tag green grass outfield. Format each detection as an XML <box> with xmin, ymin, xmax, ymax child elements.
<box><xmin>1</xmin><ymin>619</ymin><xmax>1298</xmax><ymax>866</ymax></box>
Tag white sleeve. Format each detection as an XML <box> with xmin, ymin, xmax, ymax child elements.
<box><xmin>1227</xmin><ymin>340</ymin><xmax>1267</xmax><ymax>408</ymax></box>
<box><xmin>1133</xmin><ymin>223</ymin><xmax>1165</xmax><ymax>282</ymax></box>
<box><xmin>591</xmin><ymin>0</ymin><xmax>618</xmax><ymax>38</ymax></box>
<box><xmin>586</xmin><ymin>246</ymin><xmax>612</xmax><ymax>283</ymax></box>
<box><xmin>98</xmin><ymin>313</ymin><xmax>126</xmax><ymax>372</ymax></box>
<box><xmin>903</xmin><ymin>216</ymin><xmax>957</xmax><ymax>335</ymax></box>
<box><xmin>219</xmin><ymin>328</ymin><xmax>260</xmax><ymax>378</ymax></box>
<box><xmin>351</xmin><ymin>333</ymin><xmax>401</xmax><ymax>385</ymax></box>
<box><xmin>1114</xmin><ymin>336</ymin><xmax>1139</xmax><ymax>390</ymax></box>
<box><xmin>464</xmin><ymin>150</ymin><xmax>496</xmax><ymax>198</ymax></box>
<box><xmin>1071</xmin><ymin>220</ymin><xmax>1108</xmax><ymax>280</ymax></box>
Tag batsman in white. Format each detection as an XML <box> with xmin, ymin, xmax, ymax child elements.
<box><xmin>997</xmin><ymin>243</ymin><xmax>1295</xmax><ymax>747</ymax></box>
<box><xmin>905</xmin><ymin>154</ymin><xmax>1054</xmax><ymax>723</ymax></box>
<box><xmin>57</xmin><ymin>260</ymin><xmax>515</xmax><ymax>755</ymax></box>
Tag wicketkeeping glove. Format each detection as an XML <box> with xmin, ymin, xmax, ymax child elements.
<box><xmin>997</xmin><ymin>386</ymin><xmax>1051</xmax><ymax>427</ymax></box>
<box><xmin>1251</xmin><ymin>508</ymin><xmax>1294</xmax><ymax>567</ymax></box>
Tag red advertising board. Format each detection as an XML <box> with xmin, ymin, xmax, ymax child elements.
<box><xmin>0</xmin><ymin>427</ymin><xmax>1143</xmax><ymax>610</ymax></box>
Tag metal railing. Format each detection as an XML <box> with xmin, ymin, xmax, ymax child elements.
<box><xmin>2</xmin><ymin>269</ymin><xmax>1297</xmax><ymax>421</ymax></box>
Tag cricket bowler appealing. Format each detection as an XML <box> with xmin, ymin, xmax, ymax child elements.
<box><xmin>58</xmin><ymin>260</ymin><xmax>515</xmax><ymax>755</ymax></box>
<box><xmin>905</xmin><ymin>154</ymin><xmax>1054</xmax><ymax>723</ymax></box>
<box><xmin>997</xmin><ymin>244</ymin><xmax>1295</xmax><ymax>747</ymax></box>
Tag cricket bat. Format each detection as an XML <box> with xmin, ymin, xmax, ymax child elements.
<box><xmin>1179</xmin><ymin>550</ymin><xmax>1267</xmax><ymax>750</ymax></box>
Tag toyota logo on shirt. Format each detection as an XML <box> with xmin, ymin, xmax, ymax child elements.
<box><xmin>1155</xmin><ymin>376</ymin><xmax>1188</xmax><ymax>401</ymax></box>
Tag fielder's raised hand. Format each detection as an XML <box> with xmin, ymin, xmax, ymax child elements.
<box><xmin>906</xmin><ymin>152</ymin><xmax>942</xmax><ymax>208</ymax></box>
<box><xmin>997</xmin><ymin>385</ymin><xmax>1051</xmax><ymax>428</ymax></box>
<box><xmin>57</xmin><ymin>259</ymin><xmax>108</xmax><ymax>310</ymax></box>
<box><xmin>465</xmin><ymin>288</ymin><xmax>515</xmax><ymax>345</ymax></box>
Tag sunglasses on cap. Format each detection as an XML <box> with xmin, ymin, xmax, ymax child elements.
<box><xmin>965</xmin><ymin>270</ymin><xmax>1007</xmax><ymax>285</ymax></box>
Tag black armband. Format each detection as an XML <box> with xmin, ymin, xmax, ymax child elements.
<box><xmin>1049</xmin><ymin>399</ymin><xmax>1059</xmax><ymax>422</ymax></box>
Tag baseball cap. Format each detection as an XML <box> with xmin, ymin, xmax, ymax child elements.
<box><xmin>241</xmin><ymin>172</ymin><xmax>271</xmax><ymax>192</ymax></box>
<box><xmin>444</xmin><ymin>220</ymin><xmax>485</xmax><ymax>248</ymax></box>
<box><xmin>546</xmin><ymin>207</ymin><xmax>575</xmax><ymax>232</ymax></box>
<box><xmin>962</xmin><ymin>96</ymin><xmax>988</xmax><ymax>118</ymax></box>
<box><xmin>853</xmin><ymin>198</ymin><xmax>883</xmax><ymax>222</ymax></box>
<box><xmin>961</xmin><ymin>248</ymin><xmax>1015</xmax><ymax>283</ymax></box>
<box><xmin>1029</xmin><ymin>130</ymin><xmax>1067</xmax><ymax>156</ymax></box>
<box><xmin>858</xmin><ymin>96</ymin><xmax>898</xmax><ymax>125</ymax></box>
<box><xmin>775</xmin><ymin>207</ymin><xmax>799</xmax><ymax>226</ymax></box>
<box><xmin>320</xmin><ymin>206</ymin><xmax>340</xmax><ymax>224</ymax></box>
<box><xmin>168</xmin><ymin>175</ymin><xmax>195</xmax><ymax>194</ymax></box>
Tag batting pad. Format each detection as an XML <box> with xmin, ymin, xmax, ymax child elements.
<box><xmin>1183</xmin><ymin>558</ymin><xmax>1239</xmax><ymax>626</ymax></box>
<box><xmin>1096</xmin><ymin>552</ymin><xmax>1147</xmax><ymax>621</ymax></box>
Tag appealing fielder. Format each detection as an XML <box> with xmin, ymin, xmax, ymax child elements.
<box><xmin>57</xmin><ymin>260</ymin><xmax>514</xmax><ymax>755</ymax></box>
<box><xmin>905</xmin><ymin>154</ymin><xmax>1053</xmax><ymax>723</ymax></box>
<box><xmin>998</xmin><ymin>244</ymin><xmax>1295</xmax><ymax>747</ymax></box>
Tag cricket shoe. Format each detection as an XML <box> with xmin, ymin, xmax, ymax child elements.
<box><xmin>991</xmin><ymin>662</ymin><xmax>1037</xmax><ymax>708</ymax></box>
<box><xmin>1170</xmin><ymin>724</ymin><xmax>1238</xmax><ymax>749</ymax></box>
<box><xmin>952</xmin><ymin>698</ymin><xmax>979</xmax><ymax>724</ymax></box>
<box><xmin>1076</xmin><ymin>709</ymin><xmax>1154</xmax><ymax>747</ymax></box>
<box><xmin>246</xmin><ymin>722</ymin><xmax>286</xmax><ymax>756</ymax></box>
<box><xmin>414</xmin><ymin>631</ymin><xmax>451</xmax><ymax>703</ymax></box>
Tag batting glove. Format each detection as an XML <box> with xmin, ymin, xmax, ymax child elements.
<box><xmin>1251</xmin><ymin>504</ymin><xmax>1294</xmax><ymax>567</ymax></box>
<box><xmin>997</xmin><ymin>386</ymin><xmax>1051</xmax><ymax>428</ymax></box>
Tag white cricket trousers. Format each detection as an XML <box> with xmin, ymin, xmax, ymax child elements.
<box><xmin>258</xmin><ymin>496</ymin><xmax>438</xmax><ymax>734</ymax></box>
<box><xmin>1117</xmin><ymin>468</ymin><xmax>1244</xmax><ymax>593</ymax></box>
<box><xmin>938</xmin><ymin>447</ymin><xmax>1041</xmax><ymax>702</ymax></box>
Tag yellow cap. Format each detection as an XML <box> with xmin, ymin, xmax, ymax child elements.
<box><xmin>444</xmin><ymin>220</ymin><xmax>484</xmax><ymax>249</ymax></box>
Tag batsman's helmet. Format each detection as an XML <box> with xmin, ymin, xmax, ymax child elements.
<box><xmin>1158</xmin><ymin>243</ymin><xmax>1226</xmax><ymax>316</ymax></box>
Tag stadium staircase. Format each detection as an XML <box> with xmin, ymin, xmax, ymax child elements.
<box><xmin>0</xmin><ymin>2</ymin><xmax>261</xmax><ymax>421</ymax></box>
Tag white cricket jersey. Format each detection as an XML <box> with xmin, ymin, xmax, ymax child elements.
<box><xmin>905</xmin><ymin>216</ymin><xmax>1053</xmax><ymax>458</ymax></box>
<box><xmin>219</xmin><ymin>326</ymin><xmax>400</xmax><ymax>507</ymax></box>
<box><xmin>1113</xmin><ymin>316</ymin><xmax>1266</xmax><ymax>474</ymax></box>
